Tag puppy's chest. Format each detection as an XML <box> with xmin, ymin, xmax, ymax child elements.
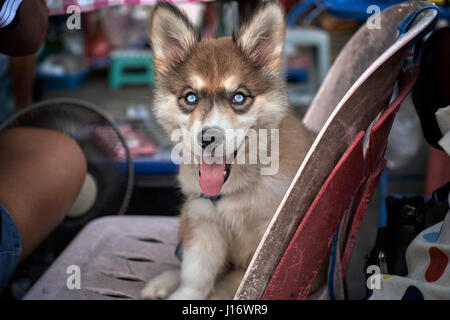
<box><xmin>215</xmin><ymin>194</ymin><xmax>274</xmax><ymax>231</ymax></box>
<box><xmin>214</xmin><ymin>198</ymin><xmax>273</xmax><ymax>267</ymax></box>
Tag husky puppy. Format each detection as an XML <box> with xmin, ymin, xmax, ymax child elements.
<box><xmin>141</xmin><ymin>1</ymin><xmax>315</xmax><ymax>300</ymax></box>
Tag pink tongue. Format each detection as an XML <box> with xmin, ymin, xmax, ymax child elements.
<box><xmin>199</xmin><ymin>157</ymin><xmax>226</xmax><ymax>196</ymax></box>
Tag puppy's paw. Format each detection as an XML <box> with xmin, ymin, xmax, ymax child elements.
<box><xmin>168</xmin><ymin>287</ymin><xmax>207</xmax><ymax>300</ymax></box>
<box><xmin>141</xmin><ymin>270</ymin><xmax>180</xmax><ymax>300</ymax></box>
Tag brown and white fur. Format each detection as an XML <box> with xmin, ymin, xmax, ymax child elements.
<box><xmin>141</xmin><ymin>1</ymin><xmax>316</xmax><ymax>300</ymax></box>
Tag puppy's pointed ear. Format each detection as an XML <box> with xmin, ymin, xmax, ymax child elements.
<box><xmin>234</xmin><ymin>2</ymin><xmax>285</xmax><ymax>75</ymax></box>
<box><xmin>150</xmin><ymin>3</ymin><xmax>199</xmax><ymax>74</ymax></box>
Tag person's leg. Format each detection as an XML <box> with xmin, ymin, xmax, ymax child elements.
<box><xmin>0</xmin><ymin>127</ymin><xmax>87</xmax><ymax>262</ymax></box>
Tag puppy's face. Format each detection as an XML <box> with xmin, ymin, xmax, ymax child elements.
<box><xmin>150</xmin><ymin>2</ymin><xmax>287</xmax><ymax>195</ymax></box>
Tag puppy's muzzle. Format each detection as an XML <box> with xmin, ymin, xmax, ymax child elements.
<box><xmin>198</xmin><ymin>127</ymin><xmax>224</xmax><ymax>151</ymax></box>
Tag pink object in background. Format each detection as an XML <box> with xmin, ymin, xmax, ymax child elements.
<box><xmin>93</xmin><ymin>125</ymin><xmax>156</xmax><ymax>159</ymax></box>
<box><xmin>425</xmin><ymin>147</ymin><xmax>450</xmax><ymax>196</ymax></box>
<box><xmin>45</xmin><ymin>0</ymin><xmax>213</xmax><ymax>16</ymax></box>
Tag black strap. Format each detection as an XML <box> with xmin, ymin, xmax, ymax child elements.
<box><xmin>432</xmin><ymin>181</ymin><xmax>450</xmax><ymax>205</ymax></box>
<box><xmin>412</xmin><ymin>27</ymin><xmax>450</xmax><ymax>150</ymax></box>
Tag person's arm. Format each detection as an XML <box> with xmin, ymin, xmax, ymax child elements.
<box><xmin>0</xmin><ymin>0</ymin><xmax>48</xmax><ymax>55</ymax></box>
<box><xmin>9</xmin><ymin>54</ymin><xmax>36</xmax><ymax>109</ymax></box>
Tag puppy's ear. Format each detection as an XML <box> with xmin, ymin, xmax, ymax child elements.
<box><xmin>150</xmin><ymin>3</ymin><xmax>199</xmax><ymax>74</ymax></box>
<box><xmin>234</xmin><ymin>2</ymin><xmax>285</xmax><ymax>75</ymax></box>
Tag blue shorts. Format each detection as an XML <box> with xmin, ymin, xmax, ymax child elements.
<box><xmin>0</xmin><ymin>204</ymin><xmax>22</xmax><ymax>293</ymax></box>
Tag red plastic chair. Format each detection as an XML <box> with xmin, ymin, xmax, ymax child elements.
<box><xmin>236</xmin><ymin>1</ymin><xmax>439</xmax><ymax>300</ymax></box>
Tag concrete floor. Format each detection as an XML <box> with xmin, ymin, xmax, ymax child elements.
<box><xmin>41</xmin><ymin>69</ymin><xmax>429</xmax><ymax>300</ymax></box>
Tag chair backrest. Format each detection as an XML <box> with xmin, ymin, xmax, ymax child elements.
<box><xmin>235</xmin><ymin>1</ymin><xmax>439</xmax><ymax>300</ymax></box>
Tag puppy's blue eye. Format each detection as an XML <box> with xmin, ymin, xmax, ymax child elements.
<box><xmin>185</xmin><ymin>92</ymin><xmax>198</xmax><ymax>105</ymax></box>
<box><xmin>232</xmin><ymin>92</ymin><xmax>246</xmax><ymax>105</ymax></box>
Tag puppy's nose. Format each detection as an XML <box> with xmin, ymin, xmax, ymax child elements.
<box><xmin>198</xmin><ymin>127</ymin><xmax>224</xmax><ymax>150</ymax></box>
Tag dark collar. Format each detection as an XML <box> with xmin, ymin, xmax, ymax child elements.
<box><xmin>200</xmin><ymin>193</ymin><xmax>222</xmax><ymax>205</ymax></box>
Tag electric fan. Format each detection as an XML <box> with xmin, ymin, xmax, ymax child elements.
<box><xmin>0</xmin><ymin>98</ymin><xmax>134</xmax><ymax>230</ymax></box>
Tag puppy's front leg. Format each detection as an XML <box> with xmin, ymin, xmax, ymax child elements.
<box><xmin>169</xmin><ymin>201</ymin><xmax>227</xmax><ymax>300</ymax></box>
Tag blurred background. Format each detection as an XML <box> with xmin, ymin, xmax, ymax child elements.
<box><xmin>0</xmin><ymin>0</ymin><xmax>449</xmax><ymax>300</ymax></box>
